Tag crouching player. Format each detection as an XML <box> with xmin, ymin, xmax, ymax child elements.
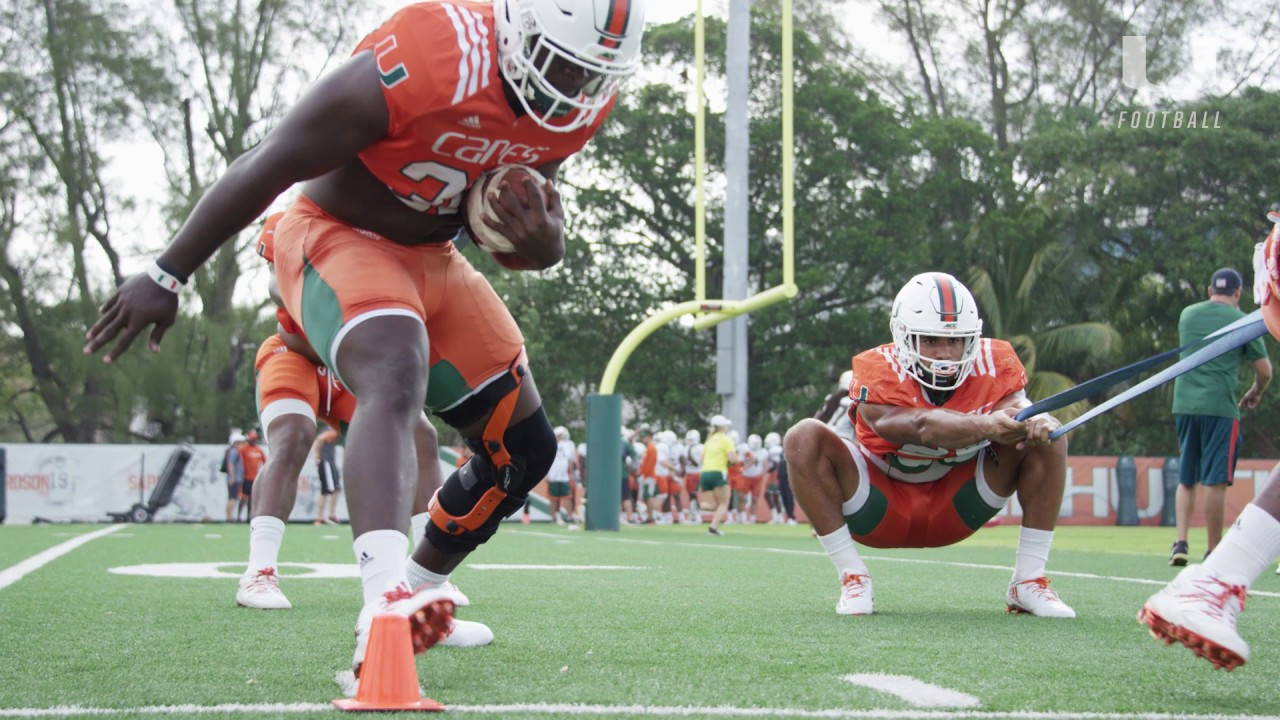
<box><xmin>784</xmin><ymin>272</ymin><xmax>1075</xmax><ymax>618</ymax></box>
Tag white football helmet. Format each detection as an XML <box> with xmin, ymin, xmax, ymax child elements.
<box><xmin>763</xmin><ymin>431</ymin><xmax>781</xmax><ymax>449</ymax></box>
<box><xmin>495</xmin><ymin>0</ymin><xmax>646</xmax><ymax>133</ymax></box>
<box><xmin>838</xmin><ymin>369</ymin><xmax>853</xmax><ymax>392</ymax></box>
<box><xmin>684</xmin><ymin>429</ymin><xmax>701</xmax><ymax>445</ymax></box>
<box><xmin>890</xmin><ymin>272</ymin><xmax>983</xmax><ymax>391</ymax></box>
<box><xmin>747</xmin><ymin>434</ymin><xmax>762</xmax><ymax>451</ymax></box>
<box><xmin>554</xmin><ymin>425</ymin><xmax>570</xmax><ymax>441</ymax></box>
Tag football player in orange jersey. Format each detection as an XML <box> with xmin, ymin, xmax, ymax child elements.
<box><xmin>85</xmin><ymin>0</ymin><xmax>645</xmax><ymax>679</ymax></box>
<box><xmin>1137</xmin><ymin>215</ymin><xmax>1280</xmax><ymax>672</ymax></box>
<box><xmin>784</xmin><ymin>272</ymin><xmax>1075</xmax><ymax>619</ymax></box>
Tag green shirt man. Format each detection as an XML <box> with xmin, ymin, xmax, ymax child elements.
<box><xmin>1167</xmin><ymin>267</ymin><xmax>1272</xmax><ymax>568</ymax></box>
<box><xmin>1171</xmin><ymin>282</ymin><xmax>1270</xmax><ymax>420</ymax></box>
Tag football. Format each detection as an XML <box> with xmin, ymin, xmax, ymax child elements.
<box><xmin>464</xmin><ymin>164</ymin><xmax>548</xmax><ymax>255</ymax></box>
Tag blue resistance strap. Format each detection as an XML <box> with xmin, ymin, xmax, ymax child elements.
<box><xmin>1015</xmin><ymin>310</ymin><xmax>1267</xmax><ymax>440</ymax></box>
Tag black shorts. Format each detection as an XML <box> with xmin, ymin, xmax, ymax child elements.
<box><xmin>241</xmin><ymin>478</ymin><xmax>255</xmax><ymax>498</ymax></box>
<box><xmin>318</xmin><ymin>459</ymin><xmax>341</xmax><ymax>495</ymax></box>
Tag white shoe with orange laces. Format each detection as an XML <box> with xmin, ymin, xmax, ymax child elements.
<box><xmin>1006</xmin><ymin>577</ymin><xmax>1076</xmax><ymax>618</ymax></box>
<box><xmin>836</xmin><ymin>571</ymin><xmax>874</xmax><ymax>615</ymax></box>
<box><xmin>351</xmin><ymin>584</ymin><xmax>460</xmax><ymax>678</ymax></box>
<box><xmin>1138</xmin><ymin>564</ymin><xmax>1249</xmax><ymax>671</ymax></box>
<box><xmin>235</xmin><ymin>567</ymin><xmax>291</xmax><ymax>610</ymax></box>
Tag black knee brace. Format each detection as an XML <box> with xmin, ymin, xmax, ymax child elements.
<box><xmin>426</xmin><ymin>405</ymin><xmax>556</xmax><ymax>554</ymax></box>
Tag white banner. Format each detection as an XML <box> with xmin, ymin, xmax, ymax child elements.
<box><xmin>3</xmin><ymin>442</ymin><xmax>364</xmax><ymax>524</ymax></box>
<box><xmin>1</xmin><ymin>443</ymin><xmax>545</xmax><ymax>525</ymax></box>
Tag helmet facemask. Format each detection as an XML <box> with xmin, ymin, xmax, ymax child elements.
<box><xmin>891</xmin><ymin>325</ymin><xmax>981</xmax><ymax>391</ymax></box>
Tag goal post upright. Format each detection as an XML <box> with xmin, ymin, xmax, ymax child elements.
<box><xmin>586</xmin><ymin>0</ymin><xmax>796</xmax><ymax>530</ymax></box>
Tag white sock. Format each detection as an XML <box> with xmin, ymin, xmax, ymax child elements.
<box><xmin>405</xmin><ymin>556</ymin><xmax>450</xmax><ymax>590</ymax></box>
<box><xmin>817</xmin><ymin>526</ymin><xmax>868</xmax><ymax>576</ymax></box>
<box><xmin>353</xmin><ymin>530</ymin><xmax>410</xmax><ymax>607</ymax></box>
<box><xmin>1012</xmin><ymin>527</ymin><xmax>1055</xmax><ymax>583</ymax></box>
<box><xmin>409</xmin><ymin>512</ymin><xmax>429</xmax><ymax>547</ymax></box>
<box><xmin>1204</xmin><ymin>503</ymin><xmax>1280</xmax><ymax>587</ymax></box>
<box><xmin>246</xmin><ymin>516</ymin><xmax>286</xmax><ymax>574</ymax></box>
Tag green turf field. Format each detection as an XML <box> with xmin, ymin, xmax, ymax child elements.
<box><xmin>0</xmin><ymin>521</ymin><xmax>1277</xmax><ymax>719</ymax></box>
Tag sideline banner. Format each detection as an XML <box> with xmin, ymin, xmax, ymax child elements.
<box><xmin>994</xmin><ymin>456</ymin><xmax>1276</xmax><ymax>526</ymax></box>
<box><xmin>4</xmin><ymin>445</ymin><xmax>1271</xmax><ymax>526</ymax></box>
<box><xmin>0</xmin><ymin>443</ymin><xmax>354</xmax><ymax>524</ymax></box>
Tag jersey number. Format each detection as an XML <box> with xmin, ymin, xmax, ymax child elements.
<box><xmin>396</xmin><ymin>161</ymin><xmax>468</xmax><ymax>214</ymax></box>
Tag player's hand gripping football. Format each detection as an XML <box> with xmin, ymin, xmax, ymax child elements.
<box><xmin>481</xmin><ymin>176</ymin><xmax>565</xmax><ymax>270</ymax></box>
<box><xmin>83</xmin><ymin>274</ymin><xmax>178</xmax><ymax>363</ymax></box>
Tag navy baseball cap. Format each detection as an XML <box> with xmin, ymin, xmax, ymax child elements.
<box><xmin>1210</xmin><ymin>267</ymin><xmax>1242</xmax><ymax>295</ymax></box>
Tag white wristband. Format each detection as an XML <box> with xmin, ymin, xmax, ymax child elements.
<box><xmin>146</xmin><ymin>260</ymin><xmax>185</xmax><ymax>294</ymax></box>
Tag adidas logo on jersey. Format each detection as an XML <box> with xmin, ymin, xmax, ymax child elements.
<box><xmin>459</xmin><ymin>115</ymin><xmax>482</xmax><ymax>129</ymax></box>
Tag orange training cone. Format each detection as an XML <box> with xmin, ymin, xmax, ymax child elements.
<box><xmin>332</xmin><ymin>614</ymin><xmax>444</xmax><ymax>712</ymax></box>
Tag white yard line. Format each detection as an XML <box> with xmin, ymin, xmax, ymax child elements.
<box><xmin>841</xmin><ymin>674</ymin><xmax>980</xmax><ymax>708</ymax></box>
<box><xmin>0</xmin><ymin>525</ymin><xmax>129</xmax><ymax>592</ymax></box>
<box><xmin>1</xmin><ymin>703</ymin><xmax>1278</xmax><ymax>719</ymax></box>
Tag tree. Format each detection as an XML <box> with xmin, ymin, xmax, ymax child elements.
<box><xmin>0</xmin><ymin>0</ymin><xmax>172</xmax><ymax>441</ymax></box>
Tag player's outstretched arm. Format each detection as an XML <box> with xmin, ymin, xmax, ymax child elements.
<box><xmin>84</xmin><ymin>51</ymin><xmax>390</xmax><ymax>362</ymax></box>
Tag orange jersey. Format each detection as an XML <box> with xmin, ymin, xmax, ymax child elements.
<box><xmin>352</xmin><ymin>1</ymin><xmax>612</xmax><ymax>216</ymax></box>
<box><xmin>638</xmin><ymin>442</ymin><xmax>657</xmax><ymax>477</ymax></box>
<box><xmin>849</xmin><ymin>339</ymin><xmax>1027</xmax><ymax>482</ymax></box>
<box><xmin>238</xmin><ymin>444</ymin><xmax>267</xmax><ymax>480</ymax></box>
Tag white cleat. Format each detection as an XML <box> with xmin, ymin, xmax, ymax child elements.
<box><xmin>438</xmin><ymin>618</ymin><xmax>494</xmax><ymax>648</ymax></box>
<box><xmin>1006</xmin><ymin>577</ymin><xmax>1076</xmax><ymax>618</ymax></box>
<box><xmin>235</xmin><ymin>567</ymin><xmax>292</xmax><ymax>610</ymax></box>
<box><xmin>441</xmin><ymin>580</ymin><xmax>470</xmax><ymax>607</ymax></box>
<box><xmin>836</xmin><ymin>571</ymin><xmax>874</xmax><ymax>615</ymax></box>
<box><xmin>1138</xmin><ymin>564</ymin><xmax>1249</xmax><ymax>671</ymax></box>
<box><xmin>351</xmin><ymin>584</ymin><xmax>461</xmax><ymax>678</ymax></box>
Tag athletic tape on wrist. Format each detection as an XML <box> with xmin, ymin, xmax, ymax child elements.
<box><xmin>146</xmin><ymin>259</ymin><xmax>185</xmax><ymax>294</ymax></box>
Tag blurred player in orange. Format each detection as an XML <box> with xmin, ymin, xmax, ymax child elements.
<box><xmin>785</xmin><ymin>272</ymin><xmax>1074</xmax><ymax>618</ymax></box>
<box><xmin>1139</xmin><ymin>214</ymin><xmax>1280</xmax><ymax>671</ymax></box>
<box><xmin>84</xmin><ymin>0</ymin><xmax>646</xmax><ymax>679</ymax></box>
<box><xmin>236</xmin><ymin>430</ymin><xmax>268</xmax><ymax>522</ymax></box>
